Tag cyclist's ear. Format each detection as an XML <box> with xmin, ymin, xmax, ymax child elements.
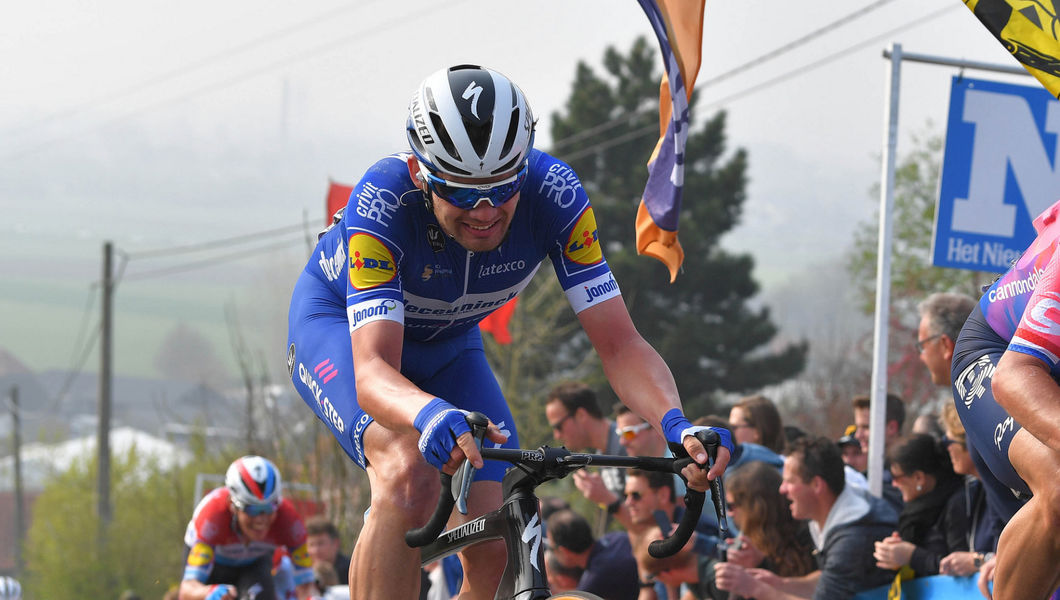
<box><xmin>407</xmin><ymin>155</ymin><xmax>425</xmax><ymax>188</ymax></box>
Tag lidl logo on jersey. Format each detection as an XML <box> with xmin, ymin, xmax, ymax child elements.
<box><xmin>934</xmin><ymin>76</ymin><xmax>1060</xmax><ymax>272</ymax></box>
<box><xmin>348</xmin><ymin>233</ymin><xmax>397</xmax><ymax>290</ymax></box>
<box><xmin>188</xmin><ymin>542</ymin><xmax>214</xmax><ymax>567</ymax></box>
<box><xmin>564</xmin><ymin>207</ymin><xmax>603</xmax><ymax>265</ymax></box>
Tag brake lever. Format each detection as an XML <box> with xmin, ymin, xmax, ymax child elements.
<box><xmin>455</xmin><ymin>412</ymin><xmax>489</xmax><ymax>515</ymax></box>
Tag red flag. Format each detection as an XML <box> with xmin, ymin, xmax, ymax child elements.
<box><xmin>478</xmin><ymin>297</ymin><xmax>519</xmax><ymax>345</ymax></box>
<box><xmin>326</xmin><ymin>181</ymin><xmax>354</xmax><ymax>226</ymax></box>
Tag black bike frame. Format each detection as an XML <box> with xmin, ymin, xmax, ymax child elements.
<box><xmin>414</xmin><ymin>443</ymin><xmax>720</xmax><ymax>600</ymax></box>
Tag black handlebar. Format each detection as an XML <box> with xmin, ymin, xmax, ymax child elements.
<box><xmin>404</xmin><ymin>472</ymin><xmax>457</xmax><ymax>547</ymax></box>
<box><xmin>648</xmin><ymin>428</ymin><xmax>718</xmax><ymax>559</ymax></box>
<box><xmin>404</xmin><ymin>413</ymin><xmax>726</xmax><ymax>561</ymax></box>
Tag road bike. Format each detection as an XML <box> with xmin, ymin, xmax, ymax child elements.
<box><xmin>406</xmin><ymin>412</ymin><xmax>730</xmax><ymax>600</ymax></box>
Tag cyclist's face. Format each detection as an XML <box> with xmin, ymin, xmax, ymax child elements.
<box><xmin>234</xmin><ymin>506</ymin><xmax>278</xmax><ymax>542</ymax></box>
<box><xmin>428</xmin><ymin>171</ymin><xmax>521</xmax><ymax>253</ymax></box>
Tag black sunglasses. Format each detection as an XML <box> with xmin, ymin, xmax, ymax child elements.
<box><xmin>550</xmin><ymin>413</ymin><xmax>573</xmax><ymax>431</ymax></box>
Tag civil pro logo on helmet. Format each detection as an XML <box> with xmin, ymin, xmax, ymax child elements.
<box><xmin>348</xmin><ymin>233</ymin><xmax>397</xmax><ymax>290</ymax></box>
<box><xmin>564</xmin><ymin>207</ymin><xmax>603</xmax><ymax>265</ymax></box>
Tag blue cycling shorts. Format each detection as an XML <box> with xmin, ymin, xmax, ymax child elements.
<box><xmin>286</xmin><ymin>270</ymin><xmax>519</xmax><ymax>482</ymax></box>
<box><xmin>951</xmin><ymin>303</ymin><xmax>1031</xmax><ymax>517</ymax></box>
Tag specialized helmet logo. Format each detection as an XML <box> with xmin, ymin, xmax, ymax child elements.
<box><xmin>462</xmin><ymin>81</ymin><xmax>484</xmax><ymax>119</ymax></box>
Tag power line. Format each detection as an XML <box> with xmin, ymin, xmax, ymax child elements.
<box><xmin>2</xmin><ymin>0</ymin><xmax>468</xmax><ymax>161</ymax></box>
<box><xmin>124</xmin><ymin>222</ymin><xmax>308</xmax><ymax>260</ymax></box>
<box><xmin>0</xmin><ymin>0</ymin><xmax>378</xmax><ymax>141</ymax></box>
<box><xmin>696</xmin><ymin>0</ymin><xmax>899</xmax><ymax>90</ymax></box>
<box><xmin>697</xmin><ymin>4</ymin><xmax>962</xmax><ymax>113</ymax></box>
<box><xmin>551</xmin><ymin>4</ymin><xmax>962</xmax><ymax>163</ymax></box>
<box><xmin>119</xmin><ymin>236</ymin><xmax>306</xmax><ymax>282</ymax></box>
<box><xmin>544</xmin><ymin>0</ymin><xmax>924</xmax><ymax>158</ymax></box>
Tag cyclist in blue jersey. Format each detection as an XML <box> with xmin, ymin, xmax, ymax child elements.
<box><xmin>286</xmin><ymin>64</ymin><xmax>731</xmax><ymax>600</ymax></box>
<box><xmin>951</xmin><ymin>198</ymin><xmax>1060</xmax><ymax>600</ymax></box>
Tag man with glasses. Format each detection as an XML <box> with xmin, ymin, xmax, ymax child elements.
<box><xmin>546</xmin><ymin>384</ymin><xmax>629</xmax><ymax>532</ymax></box>
<box><xmin>180</xmin><ymin>456</ymin><xmax>314</xmax><ymax>600</ymax></box>
<box><xmin>287</xmin><ymin>65</ymin><xmax>727</xmax><ymax>600</ymax></box>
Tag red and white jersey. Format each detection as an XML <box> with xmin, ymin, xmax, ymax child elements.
<box><xmin>182</xmin><ymin>487</ymin><xmax>312</xmax><ymax>585</ymax></box>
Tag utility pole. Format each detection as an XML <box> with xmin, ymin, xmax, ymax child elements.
<box><xmin>98</xmin><ymin>241</ymin><xmax>113</xmax><ymax>535</ymax></box>
<box><xmin>10</xmin><ymin>385</ymin><xmax>24</xmax><ymax>573</ymax></box>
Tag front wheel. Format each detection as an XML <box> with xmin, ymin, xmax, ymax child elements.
<box><xmin>547</xmin><ymin>592</ymin><xmax>605</xmax><ymax>600</ymax></box>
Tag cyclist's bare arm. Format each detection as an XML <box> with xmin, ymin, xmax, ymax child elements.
<box><xmin>577</xmin><ymin>296</ymin><xmax>728</xmax><ymax>485</ymax></box>
<box><xmin>994</xmin><ymin>350</ymin><xmax>1060</xmax><ymax>453</ymax></box>
<box><xmin>352</xmin><ymin>319</ymin><xmax>505</xmax><ymax>470</ymax></box>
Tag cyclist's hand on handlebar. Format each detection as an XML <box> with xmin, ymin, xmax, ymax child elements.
<box><xmin>661</xmin><ymin>408</ymin><xmax>734</xmax><ymax>489</ymax></box>
<box><xmin>443</xmin><ymin>423</ymin><xmax>508</xmax><ymax>473</ymax></box>
<box><xmin>414</xmin><ymin>400</ymin><xmax>508</xmax><ymax>473</ymax></box>
<box><xmin>682</xmin><ymin>435</ymin><xmax>731</xmax><ymax>485</ymax></box>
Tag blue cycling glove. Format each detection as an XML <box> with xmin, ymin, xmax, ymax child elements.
<box><xmin>661</xmin><ymin>408</ymin><xmax>734</xmax><ymax>457</ymax></box>
<box><xmin>205</xmin><ymin>584</ymin><xmax>235</xmax><ymax>600</ymax></box>
<box><xmin>414</xmin><ymin>398</ymin><xmax>471</xmax><ymax>470</ymax></box>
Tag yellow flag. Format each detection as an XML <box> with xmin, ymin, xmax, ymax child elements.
<box><xmin>963</xmin><ymin>0</ymin><xmax>1060</xmax><ymax>98</ymax></box>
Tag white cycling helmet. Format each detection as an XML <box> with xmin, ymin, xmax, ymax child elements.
<box><xmin>225</xmin><ymin>455</ymin><xmax>282</xmax><ymax>511</ymax></box>
<box><xmin>406</xmin><ymin>64</ymin><xmax>535</xmax><ymax>179</ymax></box>
<box><xmin>0</xmin><ymin>576</ymin><xmax>21</xmax><ymax>600</ymax></box>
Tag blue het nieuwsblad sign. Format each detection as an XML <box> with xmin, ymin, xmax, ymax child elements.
<box><xmin>933</xmin><ymin>76</ymin><xmax>1060</xmax><ymax>273</ymax></box>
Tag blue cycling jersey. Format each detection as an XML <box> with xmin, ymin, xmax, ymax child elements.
<box><xmin>288</xmin><ymin>148</ymin><xmax>620</xmax><ymax>477</ymax></box>
<box><xmin>308</xmin><ymin>148</ymin><xmax>620</xmax><ymax>340</ymax></box>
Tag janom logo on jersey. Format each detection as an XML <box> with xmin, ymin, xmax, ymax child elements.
<box><xmin>348</xmin><ymin>233</ymin><xmax>396</xmax><ymax>290</ymax></box>
<box><xmin>564</xmin><ymin>208</ymin><xmax>603</xmax><ymax>265</ymax></box>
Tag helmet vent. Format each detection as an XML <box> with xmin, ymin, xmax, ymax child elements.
<box><xmin>465</xmin><ymin>117</ymin><xmax>493</xmax><ymax>158</ymax></box>
<box><xmin>493</xmin><ymin>155</ymin><xmax>520</xmax><ymax>176</ymax></box>
<box><xmin>425</xmin><ymin>87</ymin><xmax>438</xmax><ymax>112</ymax></box>
<box><xmin>499</xmin><ymin>107</ymin><xmax>519</xmax><ymax>159</ymax></box>
<box><xmin>435</xmin><ymin>156</ymin><xmax>471</xmax><ymax>176</ymax></box>
<box><xmin>430</xmin><ymin>113</ymin><xmax>461</xmax><ymax>163</ymax></box>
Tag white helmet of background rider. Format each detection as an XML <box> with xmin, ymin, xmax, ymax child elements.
<box><xmin>406</xmin><ymin>64</ymin><xmax>536</xmax><ymax>180</ymax></box>
<box><xmin>225</xmin><ymin>455</ymin><xmax>282</xmax><ymax>511</ymax></box>
<box><xmin>0</xmin><ymin>576</ymin><xmax>21</xmax><ymax>600</ymax></box>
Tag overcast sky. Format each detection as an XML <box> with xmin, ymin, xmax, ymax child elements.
<box><xmin>0</xmin><ymin>0</ymin><xmax>1036</xmax><ymax>380</ymax></box>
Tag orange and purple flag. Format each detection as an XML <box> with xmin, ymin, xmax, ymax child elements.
<box><xmin>635</xmin><ymin>0</ymin><xmax>706</xmax><ymax>282</ymax></box>
<box><xmin>962</xmin><ymin>0</ymin><xmax>1060</xmax><ymax>99</ymax></box>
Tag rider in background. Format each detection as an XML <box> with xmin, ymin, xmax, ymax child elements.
<box><xmin>179</xmin><ymin>456</ymin><xmax>314</xmax><ymax>600</ymax></box>
<box><xmin>287</xmin><ymin>64</ymin><xmax>730</xmax><ymax>600</ymax></box>
<box><xmin>951</xmin><ymin>197</ymin><xmax>1060</xmax><ymax>599</ymax></box>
